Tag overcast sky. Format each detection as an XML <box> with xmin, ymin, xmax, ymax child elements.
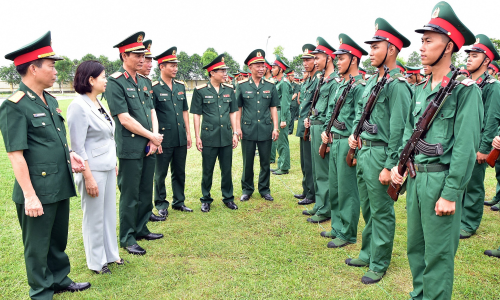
<box><xmin>0</xmin><ymin>0</ymin><xmax>498</xmax><ymax>68</ymax></box>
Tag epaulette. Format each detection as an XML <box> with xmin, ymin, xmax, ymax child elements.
<box><xmin>152</xmin><ymin>81</ymin><xmax>159</xmax><ymax>86</ymax></box>
<box><xmin>460</xmin><ymin>78</ymin><xmax>475</xmax><ymax>87</ymax></box>
<box><xmin>488</xmin><ymin>78</ymin><xmax>497</xmax><ymax>84</ymax></box>
<box><xmin>392</xmin><ymin>73</ymin><xmax>404</xmax><ymax>80</ymax></box>
<box><xmin>356</xmin><ymin>79</ymin><xmax>366</xmax><ymax>86</ymax></box>
<box><xmin>44</xmin><ymin>90</ymin><xmax>57</xmax><ymax>99</ymax></box>
<box><xmin>397</xmin><ymin>77</ymin><xmax>407</xmax><ymax>82</ymax></box>
<box><xmin>138</xmin><ymin>73</ymin><xmax>150</xmax><ymax>80</ymax></box>
<box><xmin>174</xmin><ymin>79</ymin><xmax>184</xmax><ymax>85</ymax></box>
<box><xmin>335</xmin><ymin>77</ymin><xmax>342</xmax><ymax>83</ymax></box>
<box><xmin>222</xmin><ymin>82</ymin><xmax>234</xmax><ymax>89</ymax></box>
<box><xmin>7</xmin><ymin>91</ymin><xmax>25</xmax><ymax>103</ymax></box>
<box><xmin>110</xmin><ymin>72</ymin><xmax>122</xmax><ymax>79</ymax></box>
<box><xmin>196</xmin><ymin>83</ymin><xmax>208</xmax><ymax>90</ymax></box>
<box><xmin>416</xmin><ymin>79</ymin><xmax>427</xmax><ymax>86</ymax></box>
<box><xmin>263</xmin><ymin>78</ymin><xmax>275</xmax><ymax>84</ymax></box>
<box><xmin>238</xmin><ymin>78</ymin><xmax>249</xmax><ymax>84</ymax></box>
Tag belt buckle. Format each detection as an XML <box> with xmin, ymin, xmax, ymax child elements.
<box><xmin>362</xmin><ymin>140</ymin><xmax>367</xmax><ymax>146</ymax></box>
<box><xmin>415</xmin><ymin>164</ymin><xmax>419</xmax><ymax>172</ymax></box>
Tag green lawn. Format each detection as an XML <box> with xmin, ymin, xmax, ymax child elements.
<box><xmin>0</xmin><ymin>97</ymin><xmax>499</xmax><ymax>299</ymax></box>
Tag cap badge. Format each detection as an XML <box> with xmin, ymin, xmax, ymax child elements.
<box><xmin>257</xmin><ymin>52</ymin><xmax>262</xmax><ymax>57</ymax></box>
<box><xmin>172</xmin><ymin>50</ymin><xmax>176</xmax><ymax>55</ymax></box>
<box><xmin>221</xmin><ymin>57</ymin><xmax>225</xmax><ymax>62</ymax></box>
<box><xmin>474</xmin><ymin>38</ymin><xmax>480</xmax><ymax>44</ymax></box>
<box><xmin>375</xmin><ymin>23</ymin><xmax>378</xmax><ymax>32</ymax></box>
<box><xmin>432</xmin><ymin>7</ymin><xmax>440</xmax><ymax>19</ymax></box>
<box><xmin>339</xmin><ymin>38</ymin><xmax>343</xmax><ymax>45</ymax></box>
<box><xmin>316</xmin><ymin>40</ymin><xmax>319</xmax><ymax>46</ymax></box>
<box><xmin>137</xmin><ymin>35</ymin><xmax>144</xmax><ymax>43</ymax></box>
<box><xmin>304</xmin><ymin>48</ymin><xmax>308</xmax><ymax>54</ymax></box>
<box><xmin>147</xmin><ymin>45</ymin><xmax>151</xmax><ymax>50</ymax></box>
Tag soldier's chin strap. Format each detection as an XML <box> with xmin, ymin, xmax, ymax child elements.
<box><xmin>376</xmin><ymin>42</ymin><xmax>391</xmax><ymax>69</ymax></box>
<box><xmin>469</xmin><ymin>54</ymin><xmax>488</xmax><ymax>75</ymax></box>
<box><xmin>340</xmin><ymin>54</ymin><xmax>355</xmax><ymax>75</ymax></box>
<box><xmin>430</xmin><ymin>38</ymin><xmax>452</xmax><ymax>67</ymax></box>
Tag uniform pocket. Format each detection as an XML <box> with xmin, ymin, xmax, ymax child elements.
<box><xmin>203</xmin><ymin>98</ymin><xmax>216</xmax><ymax>113</ymax></box>
<box><xmin>31</xmin><ymin>118</ymin><xmax>55</xmax><ymax>141</ymax></box>
<box><xmin>242</xmin><ymin>119</ymin><xmax>252</xmax><ymax>126</ymax></box>
<box><xmin>126</xmin><ymin>93</ymin><xmax>141</xmax><ymax>110</ymax></box>
<box><xmin>432</xmin><ymin>109</ymin><xmax>455</xmax><ymax>139</ymax></box>
<box><xmin>28</xmin><ymin>163</ymin><xmax>59</xmax><ymax>195</ymax></box>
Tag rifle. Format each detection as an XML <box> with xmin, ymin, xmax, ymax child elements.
<box><xmin>346</xmin><ymin>66</ymin><xmax>390</xmax><ymax>166</ymax></box>
<box><xmin>319</xmin><ymin>75</ymin><xmax>355</xmax><ymax>159</ymax></box>
<box><xmin>387</xmin><ymin>69</ymin><xmax>461</xmax><ymax>201</ymax></box>
<box><xmin>480</xmin><ymin>72</ymin><xmax>500</xmax><ymax>167</ymax></box>
<box><xmin>477</xmin><ymin>71</ymin><xmax>491</xmax><ymax>90</ymax></box>
<box><xmin>303</xmin><ymin>71</ymin><xmax>326</xmax><ymax>141</ymax></box>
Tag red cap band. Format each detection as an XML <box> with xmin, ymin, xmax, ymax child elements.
<box><xmin>274</xmin><ymin>60</ymin><xmax>287</xmax><ymax>70</ymax></box>
<box><xmin>397</xmin><ymin>65</ymin><xmax>406</xmax><ymax>73</ymax></box>
<box><xmin>316</xmin><ymin>45</ymin><xmax>336</xmax><ymax>58</ymax></box>
<box><xmin>265</xmin><ymin>62</ymin><xmax>271</xmax><ymax>70</ymax></box>
<box><xmin>118</xmin><ymin>42</ymin><xmax>144</xmax><ymax>53</ymax></box>
<box><xmin>428</xmin><ymin>18</ymin><xmax>465</xmax><ymax>50</ymax></box>
<box><xmin>375</xmin><ymin>30</ymin><xmax>403</xmax><ymax>50</ymax></box>
<box><xmin>473</xmin><ymin>43</ymin><xmax>494</xmax><ymax>61</ymax></box>
<box><xmin>207</xmin><ymin>62</ymin><xmax>226</xmax><ymax>72</ymax></box>
<box><xmin>13</xmin><ymin>46</ymin><xmax>55</xmax><ymax>66</ymax></box>
<box><xmin>359</xmin><ymin>69</ymin><xmax>366</xmax><ymax>74</ymax></box>
<box><xmin>339</xmin><ymin>44</ymin><xmax>363</xmax><ymax>59</ymax></box>
<box><xmin>489</xmin><ymin>64</ymin><xmax>499</xmax><ymax>74</ymax></box>
<box><xmin>158</xmin><ymin>55</ymin><xmax>177</xmax><ymax>63</ymax></box>
<box><xmin>406</xmin><ymin>69</ymin><xmax>421</xmax><ymax>74</ymax></box>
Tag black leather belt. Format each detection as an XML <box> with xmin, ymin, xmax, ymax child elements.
<box><xmin>332</xmin><ymin>133</ymin><xmax>349</xmax><ymax>139</ymax></box>
<box><xmin>361</xmin><ymin>139</ymin><xmax>388</xmax><ymax>147</ymax></box>
<box><xmin>414</xmin><ymin>164</ymin><xmax>449</xmax><ymax>173</ymax></box>
<box><xmin>310</xmin><ymin>120</ymin><xmax>324</xmax><ymax>125</ymax></box>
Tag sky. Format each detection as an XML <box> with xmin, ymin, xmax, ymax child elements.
<box><xmin>0</xmin><ymin>0</ymin><xmax>498</xmax><ymax>68</ymax></box>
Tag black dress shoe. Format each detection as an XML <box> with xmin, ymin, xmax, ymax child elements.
<box><xmin>262</xmin><ymin>194</ymin><xmax>274</xmax><ymax>201</ymax></box>
<box><xmin>225</xmin><ymin>201</ymin><xmax>238</xmax><ymax>210</ymax></box>
<box><xmin>173</xmin><ymin>205</ymin><xmax>193</xmax><ymax>212</ymax></box>
<box><xmin>201</xmin><ymin>203</ymin><xmax>211</xmax><ymax>212</ymax></box>
<box><xmin>137</xmin><ymin>233</ymin><xmax>163</xmax><ymax>241</ymax></box>
<box><xmin>56</xmin><ymin>282</ymin><xmax>91</xmax><ymax>293</ymax></box>
<box><xmin>158</xmin><ymin>209</ymin><xmax>169</xmax><ymax>217</ymax></box>
<box><xmin>240</xmin><ymin>194</ymin><xmax>250</xmax><ymax>201</ymax></box>
<box><xmin>149</xmin><ymin>213</ymin><xmax>166</xmax><ymax>222</ymax></box>
<box><xmin>294</xmin><ymin>194</ymin><xmax>306</xmax><ymax>199</ymax></box>
<box><xmin>298</xmin><ymin>198</ymin><xmax>315</xmax><ymax>205</ymax></box>
<box><xmin>124</xmin><ymin>244</ymin><xmax>146</xmax><ymax>255</ymax></box>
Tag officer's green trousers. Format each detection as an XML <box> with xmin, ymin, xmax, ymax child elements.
<box><xmin>241</xmin><ymin>139</ymin><xmax>272</xmax><ymax>196</ymax></box>
<box><xmin>288</xmin><ymin>105</ymin><xmax>299</xmax><ymax>134</ymax></box>
<box><xmin>491</xmin><ymin>160</ymin><xmax>500</xmax><ymax>202</ymax></box>
<box><xmin>271</xmin><ymin>136</ymin><xmax>277</xmax><ymax>162</ymax></box>
<box><xmin>300</xmin><ymin>138</ymin><xmax>315</xmax><ymax>200</ymax></box>
<box><xmin>329</xmin><ymin>138</ymin><xmax>360</xmax><ymax>243</ymax></box>
<box><xmin>311</xmin><ymin>124</ymin><xmax>330</xmax><ymax>218</ymax></box>
<box><xmin>154</xmin><ymin>145</ymin><xmax>187</xmax><ymax>210</ymax></box>
<box><xmin>461</xmin><ymin>161</ymin><xmax>487</xmax><ymax>234</ymax></box>
<box><xmin>407</xmin><ymin>170</ymin><xmax>461</xmax><ymax>300</ymax></box>
<box><xmin>356</xmin><ymin>146</ymin><xmax>395</xmax><ymax>273</ymax></box>
<box><xmin>201</xmin><ymin>145</ymin><xmax>234</xmax><ymax>203</ymax></box>
<box><xmin>16</xmin><ymin>199</ymin><xmax>72</xmax><ymax>300</ymax></box>
<box><xmin>118</xmin><ymin>156</ymin><xmax>155</xmax><ymax>247</ymax></box>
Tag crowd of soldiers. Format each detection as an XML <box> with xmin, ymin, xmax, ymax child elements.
<box><xmin>1</xmin><ymin>1</ymin><xmax>500</xmax><ymax>299</ymax></box>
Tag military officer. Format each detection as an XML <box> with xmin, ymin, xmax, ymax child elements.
<box><xmin>152</xmin><ymin>46</ymin><xmax>194</xmax><ymax>218</ymax></box>
<box><xmin>0</xmin><ymin>31</ymin><xmax>91</xmax><ymax>299</ymax></box>
<box><xmin>406</xmin><ymin>66</ymin><xmax>423</xmax><ymax>85</ymax></box>
<box><xmin>391</xmin><ymin>2</ymin><xmax>482</xmax><ymax>298</ymax></box>
<box><xmin>484</xmin><ymin>135</ymin><xmax>500</xmax><ymax>258</ymax></box>
<box><xmin>237</xmin><ymin>49</ymin><xmax>280</xmax><ymax>201</ymax></box>
<box><xmin>320</xmin><ymin>34</ymin><xmax>367</xmax><ymax>248</ymax></box>
<box><xmin>487</xmin><ymin>61</ymin><xmax>500</xmax><ymax>76</ymax></box>
<box><xmin>396</xmin><ymin>60</ymin><xmax>407</xmax><ymax>74</ymax></box>
<box><xmin>105</xmin><ymin>32</ymin><xmax>164</xmax><ymax>256</ymax></box>
<box><xmin>459</xmin><ymin>64</ymin><xmax>470</xmax><ymax>76</ymax></box>
<box><xmin>264</xmin><ymin>59</ymin><xmax>274</xmax><ymax>81</ymax></box>
<box><xmin>303</xmin><ymin>37</ymin><xmax>341</xmax><ymax>223</ymax></box>
<box><xmin>190</xmin><ymin>54</ymin><xmax>239</xmax><ymax>212</ymax></box>
<box><xmin>359</xmin><ymin>67</ymin><xmax>367</xmax><ymax>80</ymax></box>
<box><xmin>295</xmin><ymin>44</ymin><xmax>318</xmax><ymax>206</ymax></box>
<box><xmin>347</xmin><ymin>18</ymin><xmax>412</xmax><ymax>284</ymax></box>
<box><xmin>460</xmin><ymin>34</ymin><xmax>500</xmax><ymax>239</ymax></box>
<box><xmin>288</xmin><ymin>72</ymin><xmax>301</xmax><ymax>135</ymax></box>
<box><xmin>232</xmin><ymin>71</ymin><xmax>240</xmax><ymax>88</ymax></box>
<box><xmin>269</xmin><ymin>56</ymin><xmax>292</xmax><ymax>175</ymax></box>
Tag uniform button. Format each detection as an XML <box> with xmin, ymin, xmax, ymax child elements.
<box><xmin>131</xmin><ymin>134</ymin><xmax>135</xmax><ymax>137</ymax></box>
<box><xmin>258</xmin><ymin>110</ymin><xmax>260</xmax><ymax>113</ymax></box>
<box><xmin>67</xmin><ymin>160</ymin><xmax>70</xmax><ymax>164</ymax></box>
<box><xmin>177</xmin><ymin>113</ymin><xmax>179</xmax><ymax>115</ymax></box>
<box><xmin>174</xmin><ymin>104</ymin><xmax>177</xmax><ymax>106</ymax></box>
<box><xmin>258</xmin><ymin>120</ymin><xmax>260</xmax><ymax>122</ymax></box>
<box><xmin>221</xmin><ymin>125</ymin><xmax>223</xmax><ymax>127</ymax></box>
<box><xmin>57</xmin><ymin>128</ymin><xmax>61</xmax><ymax>131</ymax></box>
<box><xmin>65</xmin><ymin>144</ymin><xmax>67</xmax><ymax>147</ymax></box>
<box><xmin>244</xmin><ymin>122</ymin><xmax>247</xmax><ymax>124</ymax></box>
<box><xmin>162</xmin><ymin>127</ymin><xmax>165</xmax><ymax>130</ymax></box>
<box><xmin>51</xmin><ymin>113</ymin><xmax>54</xmax><ymax>116</ymax></box>
<box><xmin>220</xmin><ymin>115</ymin><xmax>222</xmax><ymax>118</ymax></box>
<box><xmin>205</xmin><ymin>127</ymin><xmax>208</xmax><ymax>130</ymax></box>
<box><xmin>150</xmin><ymin>128</ymin><xmax>153</xmax><ymax>131</ymax></box>
<box><xmin>132</xmin><ymin>95</ymin><xmax>135</xmax><ymax>98</ymax></box>
<box><xmin>257</xmin><ymin>92</ymin><xmax>259</xmax><ymax>94</ymax></box>
<box><xmin>42</xmin><ymin>122</ymin><xmax>46</xmax><ymax>126</ymax></box>
<box><xmin>142</xmin><ymin>101</ymin><xmax>145</xmax><ymax>104</ymax></box>
<box><xmin>208</xmin><ymin>101</ymin><xmax>210</xmax><ymax>103</ymax></box>
<box><xmin>178</xmin><ymin>123</ymin><xmax>180</xmax><ymax>125</ymax></box>
<box><xmin>257</xmin><ymin>101</ymin><xmax>260</xmax><ymax>103</ymax></box>
<box><xmin>219</xmin><ymin>105</ymin><xmax>221</xmax><ymax>108</ymax></box>
<box><xmin>42</xmin><ymin>172</ymin><xmax>46</xmax><ymax>177</ymax></box>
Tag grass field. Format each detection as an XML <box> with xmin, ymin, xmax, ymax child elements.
<box><xmin>0</xmin><ymin>96</ymin><xmax>499</xmax><ymax>299</ymax></box>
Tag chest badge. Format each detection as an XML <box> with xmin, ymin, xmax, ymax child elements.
<box><xmin>223</xmin><ymin>94</ymin><xmax>230</xmax><ymax>97</ymax></box>
<box><xmin>143</xmin><ymin>86</ymin><xmax>148</xmax><ymax>91</ymax></box>
<box><xmin>263</xmin><ymin>90</ymin><xmax>270</xmax><ymax>94</ymax></box>
<box><xmin>56</xmin><ymin>108</ymin><xmax>62</xmax><ymax>114</ymax></box>
<box><xmin>178</xmin><ymin>91</ymin><xmax>184</xmax><ymax>95</ymax></box>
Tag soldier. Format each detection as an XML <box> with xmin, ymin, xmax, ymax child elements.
<box><xmin>152</xmin><ymin>46</ymin><xmax>194</xmax><ymax>219</ymax></box>
<box><xmin>396</xmin><ymin>60</ymin><xmax>407</xmax><ymax>74</ymax></box>
<box><xmin>303</xmin><ymin>37</ymin><xmax>341</xmax><ymax>223</ymax></box>
<box><xmin>359</xmin><ymin>67</ymin><xmax>367</xmax><ymax>80</ymax></box>
<box><xmin>406</xmin><ymin>66</ymin><xmax>422</xmax><ymax>85</ymax></box>
<box><xmin>295</xmin><ymin>44</ymin><xmax>318</xmax><ymax>206</ymax></box>
<box><xmin>485</xmin><ymin>135</ymin><xmax>500</xmax><ymax>258</ymax></box>
<box><xmin>0</xmin><ymin>31</ymin><xmax>91</xmax><ymax>299</ymax></box>
<box><xmin>190</xmin><ymin>54</ymin><xmax>239</xmax><ymax>212</ymax></box>
<box><xmin>487</xmin><ymin>61</ymin><xmax>499</xmax><ymax>76</ymax></box>
<box><xmin>264</xmin><ymin>59</ymin><xmax>274</xmax><ymax>81</ymax></box>
<box><xmin>232</xmin><ymin>71</ymin><xmax>240</xmax><ymax>88</ymax></box>
<box><xmin>391</xmin><ymin>2</ymin><xmax>482</xmax><ymax>298</ymax></box>
<box><xmin>269</xmin><ymin>56</ymin><xmax>292</xmax><ymax>175</ymax></box>
<box><xmin>237</xmin><ymin>49</ymin><xmax>280</xmax><ymax>201</ymax></box>
<box><xmin>458</xmin><ymin>64</ymin><xmax>470</xmax><ymax>76</ymax></box>
<box><xmin>320</xmin><ymin>34</ymin><xmax>367</xmax><ymax>248</ymax></box>
<box><xmin>347</xmin><ymin>18</ymin><xmax>412</xmax><ymax>284</ymax></box>
<box><xmin>288</xmin><ymin>70</ymin><xmax>300</xmax><ymax>135</ymax></box>
<box><xmin>105</xmin><ymin>32</ymin><xmax>164</xmax><ymax>256</ymax></box>
<box><xmin>460</xmin><ymin>35</ymin><xmax>500</xmax><ymax>239</ymax></box>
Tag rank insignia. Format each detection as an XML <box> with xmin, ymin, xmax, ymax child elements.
<box><xmin>178</xmin><ymin>92</ymin><xmax>184</xmax><ymax>95</ymax></box>
<box><xmin>263</xmin><ymin>90</ymin><xmax>270</xmax><ymax>94</ymax></box>
<box><xmin>56</xmin><ymin>108</ymin><xmax>62</xmax><ymax>114</ymax></box>
<box><xmin>223</xmin><ymin>94</ymin><xmax>230</xmax><ymax>97</ymax></box>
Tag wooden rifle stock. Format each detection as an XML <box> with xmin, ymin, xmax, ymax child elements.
<box><xmin>303</xmin><ymin>72</ymin><xmax>326</xmax><ymax>141</ymax></box>
<box><xmin>486</xmin><ymin>148</ymin><xmax>500</xmax><ymax>167</ymax></box>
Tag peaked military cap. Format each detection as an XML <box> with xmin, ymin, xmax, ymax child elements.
<box><xmin>285</xmin><ymin>69</ymin><xmax>294</xmax><ymax>75</ymax></box>
<box><xmin>406</xmin><ymin>66</ymin><xmax>422</xmax><ymax>77</ymax></box>
<box><xmin>396</xmin><ymin>60</ymin><xmax>407</xmax><ymax>73</ymax></box>
<box><xmin>311</xmin><ymin>37</ymin><xmax>336</xmax><ymax>58</ymax></box>
<box><xmin>415</xmin><ymin>1</ymin><xmax>474</xmax><ymax>51</ymax></box>
<box><xmin>265</xmin><ymin>59</ymin><xmax>272</xmax><ymax>70</ymax></box>
<box><xmin>227</xmin><ymin>73</ymin><xmax>234</xmax><ymax>79</ymax></box>
<box><xmin>464</xmin><ymin>34</ymin><xmax>500</xmax><ymax>62</ymax></box>
<box><xmin>301</xmin><ymin>43</ymin><xmax>316</xmax><ymax>59</ymax></box>
<box><xmin>233</xmin><ymin>70</ymin><xmax>241</xmax><ymax>76</ymax></box>
<box><xmin>203</xmin><ymin>54</ymin><xmax>229</xmax><ymax>72</ymax></box>
<box><xmin>154</xmin><ymin>46</ymin><xmax>180</xmax><ymax>63</ymax></box>
<box><xmin>458</xmin><ymin>64</ymin><xmax>470</xmax><ymax>76</ymax></box>
<box><xmin>5</xmin><ymin>31</ymin><xmax>63</xmax><ymax>66</ymax></box>
<box><xmin>359</xmin><ymin>67</ymin><xmax>367</xmax><ymax>75</ymax></box>
<box><xmin>244</xmin><ymin>49</ymin><xmax>266</xmax><ymax>66</ymax></box>
<box><xmin>143</xmin><ymin>40</ymin><xmax>153</xmax><ymax>58</ymax></box>
<box><xmin>272</xmin><ymin>55</ymin><xmax>290</xmax><ymax>70</ymax></box>
<box><xmin>488</xmin><ymin>61</ymin><xmax>500</xmax><ymax>74</ymax></box>
<box><xmin>114</xmin><ymin>32</ymin><xmax>147</xmax><ymax>53</ymax></box>
<box><xmin>335</xmin><ymin>33</ymin><xmax>368</xmax><ymax>59</ymax></box>
<box><xmin>366</xmin><ymin>18</ymin><xmax>411</xmax><ymax>50</ymax></box>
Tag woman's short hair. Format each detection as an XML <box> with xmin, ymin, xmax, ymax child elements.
<box><xmin>74</xmin><ymin>60</ymin><xmax>105</xmax><ymax>94</ymax></box>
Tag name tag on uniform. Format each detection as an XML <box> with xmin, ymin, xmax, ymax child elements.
<box><xmin>126</xmin><ymin>88</ymin><xmax>135</xmax><ymax>91</ymax></box>
<box><xmin>416</xmin><ymin>102</ymin><xmax>421</xmax><ymax>104</ymax></box>
<box><xmin>160</xmin><ymin>93</ymin><xmax>169</xmax><ymax>96</ymax></box>
<box><xmin>178</xmin><ymin>92</ymin><xmax>184</xmax><ymax>95</ymax></box>
<box><xmin>245</xmin><ymin>91</ymin><xmax>253</xmax><ymax>94</ymax></box>
<box><xmin>33</xmin><ymin>113</ymin><xmax>46</xmax><ymax>117</ymax></box>
<box><xmin>263</xmin><ymin>90</ymin><xmax>270</xmax><ymax>94</ymax></box>
<box><xmin>205</xmin><ymin>96</ymin><xmax>213</xmax><ymax>98</ymax></box>
<box><xmin>223</xmin><ymin>94</ymin><xmax>230</xmax><ymax>98</ymax></box>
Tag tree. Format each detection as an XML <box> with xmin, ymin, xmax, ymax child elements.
<box><xmin>289</xmin><ymin>55</ymin><xmax>304</xmax><ymax>75</ymax></box>
<box><xmin>406</xmin><ymin>51</ymin><xmax>421</xmax><ymax>67</ymax></box>
<box><xmin>80</xmin><ymin>53</ymin><xmax>97</xmax><ymax>62</ymax></box>
<box><xmin>362</xmin><ymin>58</ymin><xmax>377</xmax><ymax>75</ymax></box>
<box><xmin>55</xmin><ymin>56</ymin><xmax>75</xmax><ymax>93</ymax></box>
<box><xmin>190</xmin><ymin>54</ymin><xmax>204</xmax><ymax>82</ymax></box>
<box><xmin>396</xmin><ymin>56</ymin><xmax>407</xmax><ymax>67</ymax></box>
<box><xmin>152</xmin><ymin>66</ymin><xmax>161</xmax><ymax>82</ymax></box>
<box><xmin>201</xmin><ymin>49</ymin><xmax>218</xmax><ymax>79</ymax></box>
<box><xmin>272</xmin><ymin>45</ymin><xmax>290</xmax><ymax>65</ymax></box>
<box><xmin>176</xmin><ymin>51</ymin><xmax>192</xmax><ymax>81</ymax></box>
<box><xmin>451</xmin><ymin>52</ymin><xmax>464</xmax><ymax>67</ymax></box>
<box><xmin>222</xmin><ymin>52</ymin><xmax>240</xmax><ymax>73</ymax></box>
<box><xmin>0</xmin><ymin>63</ymin><xmax>21</xmax><ymax>92</ymax></box>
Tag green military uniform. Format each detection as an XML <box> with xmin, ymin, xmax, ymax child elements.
<box><xmin>270</xmin><ymin>56</ymin><xmax>292</xmax><ymax>174</ymax></box>
<box><xmin>307</xmin><ymin>37</ymin><xmax>341</xmax><ymax>223</ymax></box>
<box><xmin>152</xmin><ymin>47</ymin><xmax>190</xmax><ymax>212</ymax></box>
<box><xmin>237</xmin><ymin>49</ymin><xmax>280</xmax><ymax>199</ymax></box>
<box><xmin>105</xmin><ymin>32</ymin><xmax>157</xmax><ymax>248</ymax></box>
<box><xmin>406</xmin><ymin>66</ymin><xmax>422</xmax><ymax>90</ymax></box>
<box><xmin>405</xmin><ymin>3</ymin><xmax>482</xmax><ymax>298</ymax></box>
<box><xmin>461</xmin><ymin>35</ymin><xmax>500</xmax><ymax>237</ymax></box>
<box><xmin>396</xmin><ymin>60</ymin><xmax>407</xmax><ymax>75</ymax></box>
<box><xmin>289</xmin><ymin>79</ymin><xmax>301</xmax><ymax>134</ymax></box>
<box><xmin>296</xmin><ymin>44</ymin><xmax>318</xmax><ymax>202</ymax></box>
<box><xmin>323</xmin><ymin>34</ymin><xmax>367</xmax><ymax>247</ymax></box>
<box><xmin>350</xmin><ymin>19</ymin><xmax>412</xmax><ymax>283</ymax></box>
<box><xmin>190</xmin><ymin>54</ymin><xmax>239</xmax><ymax>207</ymax></box>
<box><xmin>0</xmin><ymin>32</ymin><xmax>80</xmax><ymax>299</ymax></box>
